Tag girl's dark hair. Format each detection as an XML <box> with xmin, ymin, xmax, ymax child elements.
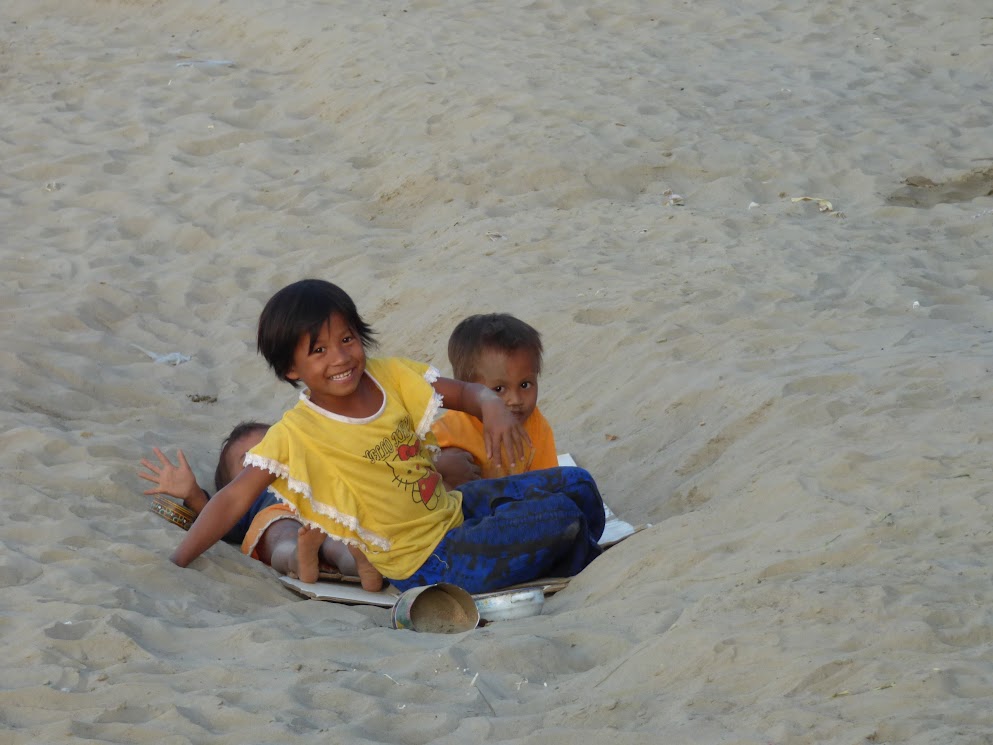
<box><xmin>214</xmin><ymin>421</ymin><xmax>271</xmax><ymax>491</ymax></box>
<box><xmin>256</xmin><ymin>279</ymin><xmax>377</xmax><ymax>386</ymax></box>
<box><xmin>448</xmin><ymin>313</ymin><xmax>543</xmax><ymax>382</ymax></box>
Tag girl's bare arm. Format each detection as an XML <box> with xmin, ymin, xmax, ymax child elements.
<box><xmin>170</xmin><ymin>466</ymin><xmax>276</xmax><ymax>567</ymax></box>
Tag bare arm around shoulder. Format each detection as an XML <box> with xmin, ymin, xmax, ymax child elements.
<box><xmin>432</xmin><ymin>377</ymin><xmax>531</xmax><ymax>472</ymax></box>
<box><xmin>170</xmin><ymin>466</ymin><xmax>276</xmax><ymax>567</ymax></box>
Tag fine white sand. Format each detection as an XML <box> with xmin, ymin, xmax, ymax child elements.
<box><xmin>4</xmin><ymin>1</ymin><xmax>993</xmax><ymax>742</ymax></box>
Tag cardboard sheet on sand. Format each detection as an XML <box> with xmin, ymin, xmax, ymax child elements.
<box><xmin>279</xmin><ymin>454</ymin><xmax>640</xmax><ymax>607</ymax></box>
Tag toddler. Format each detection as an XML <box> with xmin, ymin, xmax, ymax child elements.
<box><xmin>432</xmin><ymin>313</ymin><xmax>558</xmax><ymax>487</ymax></box>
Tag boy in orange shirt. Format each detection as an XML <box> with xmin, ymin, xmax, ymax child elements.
<box><xmin>433</xmin><ymin>313</ymin><xmax>558</xmax><ymax>488</ymax></box>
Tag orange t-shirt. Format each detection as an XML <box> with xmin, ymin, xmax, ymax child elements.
<box><xmin>431</xmin><ymin>406</ymin><xmax>558</xmax><ymax>479</ymax></box>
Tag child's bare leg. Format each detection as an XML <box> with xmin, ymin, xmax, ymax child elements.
<box><xmin>348</xmin><ymin>545</ymin><xmax>384</xmax><ymax>592</ymax></box>
<box><xmin>319</xmin><ymin>539</ymin><xmax>357</xmax><ymax>577</ymax></box>
<box><xmin>293</xmin><ymin>525</ymin><xmax>326</xmax><ymax>584</ymax></box>
<box><xmin>256</xmin><ymin>519</ymin><xmax>323</xmax><ymax>583</ymax></box>
<box><xmin>257</xmin><ymin>520</ymin><xmax>382</xmax><ymax>590</ymax></box>
<box><xmin>256</xmin><ymin>519</ymin><xmax>300</xmax><ymax>573</ymax></box>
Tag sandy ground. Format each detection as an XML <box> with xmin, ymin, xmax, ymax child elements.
<box><xmin>3</xmin><ymin>1</ymin><xmax>993</xmax><ymax>742</ymax></box>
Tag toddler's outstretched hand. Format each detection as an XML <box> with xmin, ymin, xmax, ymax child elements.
<box><xmin>139</xmin><ymin>447</ymin><xmax>208</xmax><ymax>513</ymax></box>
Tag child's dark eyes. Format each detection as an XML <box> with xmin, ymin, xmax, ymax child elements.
<box><xmin>492</xmin><ymin>382</ymin><xmax>534</xmax><ymax>393</ymax></box>
<box><xmin>311</xmin><ymin>336</ymin><xmax>354</xmax><ymax>354</ymax></box>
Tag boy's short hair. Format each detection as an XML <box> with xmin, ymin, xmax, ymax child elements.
<box><xmin>214</xmin><ymin>421</ymin><xmax>271</xmax><ymax>491</ymax></box>
<box><xmin>257</xmin><ymin>278</ymin><xmax>377</xmax><ymax>387</ymax></box>
<box><xmin>448</xmin><ymin>313</ymin><xmax>543</xmax><ymax>382</ymax></box>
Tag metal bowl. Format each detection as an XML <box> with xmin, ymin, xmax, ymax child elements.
<box><xmin>474</xmin><ymin>587</ymin><xmax>545</xmax><ymax>622</ymax></box>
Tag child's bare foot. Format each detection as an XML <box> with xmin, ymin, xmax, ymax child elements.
<box><xmin>348</xmin><ymin>545</ymin><xmax>384</xmax><ymax>592</ymax></box>
<box><xmin>293</xmin><ymin>525</ymin><xmax>326</xmax><ymax>584</ymax></box>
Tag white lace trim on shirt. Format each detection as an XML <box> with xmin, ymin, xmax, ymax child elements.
<box><xmin>244</xmin><ymin>452</ymin><xmax>392</xmax><ymax>551</ymax></box>
<box><xmin>246</xmin><ymin>508</ymin><xmax>367</xmax><ymax>555</ymax></box>
<box><xmin>417</xmin><ymin>366</ymin><xmax>443</xmax><ymax>437</ymax></box>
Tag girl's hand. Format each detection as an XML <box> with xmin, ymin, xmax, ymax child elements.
<box><xmin>171</xmin><ymin>465</ymin><xmax>275</xmax><ymax>567</ymax></box>
<box><xmin>477</xmin><ymin>390</ymin><xmax>531</xmax><ymax>474</ymax></box>
<box><xmin>139</xmin><ymin>447</ymin><xmax>208</xmax><ymax>513</ymax></box>
<box><xmin>430</xmin><ymin>377</ymin><xmax>532</xmax><ymax>475</ymax></box>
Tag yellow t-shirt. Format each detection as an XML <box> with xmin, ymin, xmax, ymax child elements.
<box><xmin>431</xmin><ymin>406</ymin><xmax>558</xmax><ymax>479</ymax></box>
<box><xmin>245</xmin><ymin>357</ymin><xmax>464</xmax><ymax>580</ymax></box>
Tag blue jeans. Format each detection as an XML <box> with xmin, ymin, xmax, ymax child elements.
<box><xmin>390</xmin><ymin>467</ymin><xmax>605</xmax><ymax>594</ymax></box>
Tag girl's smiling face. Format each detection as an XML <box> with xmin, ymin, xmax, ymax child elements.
<box><xmin>471</xmin><ymin>346</ymin><xmax>539</xmax><ymax>424</ymax></box>
<box><xmin>286</xmin><ymin>313</ymin><xmax>368</xmax><ymax>413</ymax></box>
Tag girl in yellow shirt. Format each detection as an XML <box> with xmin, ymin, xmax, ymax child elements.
<box><xmin>171</xmin><ymin>279</ymin><xmax>603</xmax><ymax>594</ymax></box>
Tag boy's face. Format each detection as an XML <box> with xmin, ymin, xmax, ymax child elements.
<box><xmin>224</xmin><ymin>429</ymin><xmax>266</xmax><ymax>485</ymax></box>
<box><xmin>286</xmin><ymin>313</ymin><xmax>367</xmax><ymax>410</ymax></box>
<box><xmin>472</xmin><ymin>347</ymin><xmax>539</xmax><ymax>425</ymax></box>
